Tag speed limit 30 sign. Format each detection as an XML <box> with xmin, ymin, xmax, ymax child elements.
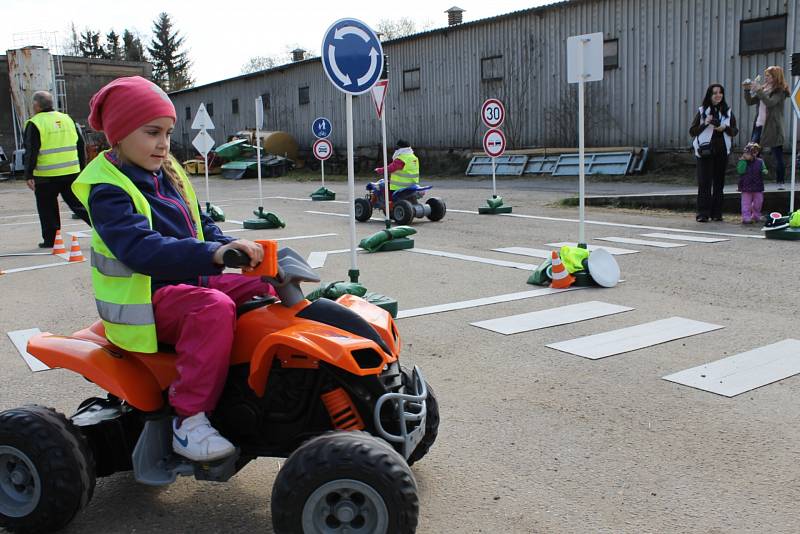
<box><xmin>481</xmin><ymin>98</ymin><xmax>505</xmax><ymax>128</ymax></box>
<box><xmin>313</xmin><ymin>138</ymin><xmax>333</xmax><ymax>161</ymax></box>
<box><xmin>482</xmin><ymin>128</ymin><xmax>506</xmax><ymax>158</ymax></box>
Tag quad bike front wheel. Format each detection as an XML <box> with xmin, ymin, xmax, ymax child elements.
<box><xmin>271</xmin><ymin>431</ymin><xmax>418</xmax><ymax>534</ymax></box>
<box><xmin>426</xmin><ymin>198</ymin><xmax>446</xmax><ymax>222</ymax></box>
<box><xmin>0</xmin><ymin>405</ymin><xmax>95</xmax><ymax>533</ymax></box>
<box><xmin>391</xmin><ymin>200</ymin><xmax>415</xmax><ymax>226</ymax></box>
<box><xmin>354</xmin><ymin>197</ymin><xmax>373</xmax><ymax>222</ymax></box>
<box><xmin>400</xmin><ymin>367</ymin><xmax>440</xmax><ymax>466</ymax></box>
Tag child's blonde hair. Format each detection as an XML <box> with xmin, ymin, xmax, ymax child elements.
<box><xmin>764</xmin><ymin>66</ymin><xmax>790</xmax><ymax>94</ymax></box>
<box><xmin>161</xmin><ymin>156</ymin><xmax>192</xmax><ymax>210</ymax></box>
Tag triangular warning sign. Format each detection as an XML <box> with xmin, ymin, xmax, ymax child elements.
<box><xmin>370</xmin><ymin>80</ymin><xmax>389</xmax><ymax>119</ymax></box>
<box><xmin>191</xmin><ymin>103</ymin><xmax>215</xmax><ymax>130</ymax></box>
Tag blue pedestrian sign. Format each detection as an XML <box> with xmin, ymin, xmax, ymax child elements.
<box><xmin>321</xmin><ymin>18</ymin><xmax>383</xmax><ymax>95</ymax></box>
<box><xmin>312</xmin><ymin>117</ymin><xmax>332</xmax><ymax>139</ymax></box>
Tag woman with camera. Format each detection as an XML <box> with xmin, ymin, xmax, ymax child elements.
<box><xmin>689</xmin><ymin>83</ymin><xmax>738</xmax><ymax>222</ymax></box>
<box><xmin>743</xmin><ymin>66</ymin><xmax>791</xmax><ymax>189</ymax></box>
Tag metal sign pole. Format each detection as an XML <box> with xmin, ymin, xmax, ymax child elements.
<box><xmin>381</xmin><ymin>109</ymin><xmax>391</xmax><ymax>229</ymax></box>
<box><xmin>492</xmin><ymin>156</ymin><xmax>497</xmax><ymax>197</ymax></box>
<box><xmin>346</xmin><ymin>93</ymin><xmax>359</xmax><ymax>282</ymax></box>
<box><xmin>321</xmin><ymin>159</ymin><xmax>325</xmax><ymax>189</ymax></box>
<box><xmin>256</xmin><ymin>124</ymin><xmax>263</xmax><ymax>210</ymax></box>
<box><xmin>204</xmin><ymin>152</ymin><xmax>210</xmax><ymax>210</ymax></box>
<box><xmin>791</xmin><ymin>83</ymin><xmax>798</xmax><ymax>213</ymax></box>
<box><xmin>577</xmin><ymin>39</ymin><xmax>587</xmax><ymax>248</ymax></box>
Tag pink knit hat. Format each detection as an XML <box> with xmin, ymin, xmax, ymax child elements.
<box><xmin>88</xmin><ymin>76</ymin><xmax>176</xmax><ymax>145</ymax></box>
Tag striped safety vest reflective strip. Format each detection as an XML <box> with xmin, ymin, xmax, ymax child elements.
<box><xmin>390</xmin><ymin>153</ymin><xmax>420</xmax><ymax>190</ymax></box>
<box><xmin>25</xmin><ymin>111</ymin><xmax>81</xmax><ymax>177</ymax></box>
<box><xmin>72</xmin><ymin>152</ymin><xmax>205</xmax><ymax>353</ymax></box>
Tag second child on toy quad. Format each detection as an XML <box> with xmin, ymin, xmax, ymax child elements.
<box><xmin>375</xmin><ymin>139</ymin><xmax>419</xmax><ymax>190</ymax></box>
<box><xmin>73</xmin><ymin>76</ymin><xmax>275</xmax><ymax>463</ymax></box>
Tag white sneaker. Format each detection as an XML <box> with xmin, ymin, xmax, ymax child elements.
<box><xmin>172</xmin><ymin>412</ymin><xmax>235</xmax><ymax>462</ymax></box>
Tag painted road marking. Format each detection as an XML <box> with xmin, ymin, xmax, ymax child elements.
<box><xmin>640</xmin><ymin>233</ymin><xmax>728</xmax><ymax>243</ymax></box>
<box><xmin>397</xmin><ymin>287</ymin><xmax>583</xmax><ymax>319</ymax></box>
<box><xmin>545</xmin><ymin>242</ymin><xmax>639</xmax><ymax>255</ymax></box>
<box><xmin>493</xmin><ymin>247</ymin><xmax>554</xmax><ymax>259</ymax></box>
<box><xmin>405</xmin><ymin>248</ymin><xmax>537</xmax><ymax>271</ymax></box>
<box><xmin>595</xmin><ymin>236</ymin><xmax>686</xmax><ymax>248</ymax></box>
<box><xmin>662</xmin><ymin>339</ymin><xmax>800</xmax><ymax>397</ymax></box>
<box><xmin>547</xmin><ymin>317</ymin><xmax>724</xmax><ymax>360</ymax></box>
<box><xmin>6</xmin><ymin>329</ymin><xmax>50</xmax><ymax>372</ymax></box>
<box><xmin>471</xmin><ymin>301</ymin><xmax>633</xmax><ymax>335</ymax></box>
<box><xmin>2</xmin><ymin>260</ymin><xmax>83</xmax><ymax>274</ymax></box>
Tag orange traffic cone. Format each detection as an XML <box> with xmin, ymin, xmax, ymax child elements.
<box><xmin>67</xmin><ymin>236</ymin><xmax>85</xmax><ymax>262</ymax></box>
<box><xmin>549</xmin><ymin>250</ymin><xmax>575</xmax><ymax>289</ymax></box>
<box><xmin>52</xmin><ymin>230</ymin><xmax>66</xmax><ymax>255</ymax></box>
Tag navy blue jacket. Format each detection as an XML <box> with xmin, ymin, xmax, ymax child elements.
<box><xmin>88</xmin><ymin>159</ymin><xmax>235</xmax><ymax>293</ymax></box>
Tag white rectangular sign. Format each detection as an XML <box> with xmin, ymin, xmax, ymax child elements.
<box><xmin>567</xmin><ymin>32</ymin><xmax>604</xmax><ymax>83</ymax></box>
<box><xmin>255</xmin><ymin>96</ymin><xmax>264</xmax><ymax>129</ymax></box>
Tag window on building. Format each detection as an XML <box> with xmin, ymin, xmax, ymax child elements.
<box><xmin>481</xmin><ymin>56</ymin><xmax>504</xmax><ymax>81</ymax></box>
<box><xmin>299</xmin><ymin>86</ymin><xmax>310</xmax><ymax>105</ymax></box>
<box><xmin>740</xmin><ymin>15</ymin><xmax>787</xmax><ymax>55</ymax></box>
<box><xmin>261</xmin><ymin>93</ymin><xmax>271</xmax><ymax>111</ymax></box>
<box><xmin>603</xmin><ymin>39</ymin><xmax>619</xmax><ymax>70</ymax></box>
<box><xmin>206</xmin><ymin>103</ymin><xmax>214</xmax><ymax>117</ymax></box>
<box><xmin>403</xmin><ymin>68</ymin><xmax>420</xmax><ymax>91</ymax></box>
<box><xmin>231</xmin><ymin>98</ymin><xmax>239</xmax><ymax>114</ymax></box>
<box><xmin>185</xmin><ymin>106</ymin><xmax>191</xmax><ymax>120</ymax></box>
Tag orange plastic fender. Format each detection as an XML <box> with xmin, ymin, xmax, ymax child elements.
<box><xmin>336</xmin><ymin>294</ymin><xmax>401</xmax><ymax>358</ymax></box>
<box><xmin>248</xmin><ymin>323</ymin><xmax>391</xmax><ymax>397</ymax></box>
<box><xmin>27</xmin><ymin>333</ymin><xmax>167</xmax><ymax>412</ymax></box>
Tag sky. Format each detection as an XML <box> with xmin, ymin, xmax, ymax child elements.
<box><xmin>1</xmin><ymin>0</ymin><xmax>553</xmax><ymax>86</ymax></box>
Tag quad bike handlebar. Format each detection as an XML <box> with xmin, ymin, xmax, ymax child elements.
<box><xmin>224</xmin><ymin>247</ymin><xmax>321</xmax><ymax>307</ymax></box>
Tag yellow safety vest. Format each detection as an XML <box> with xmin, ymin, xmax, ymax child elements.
<box><xmin>390</xmin><ymin>152</ymin><xmax>420</xmax><ymax>191</ymax></box>
<box><xmin>72</xmin><ymin>151</ymin><xmax>205</xmax><ymax>353</ymax></box>
<box><xmin>25</xmin><ymin>111</ymin><xmax>81</xmax><ymax>177</ymax></box>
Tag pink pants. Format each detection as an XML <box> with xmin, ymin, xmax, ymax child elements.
<box><xmin>152</xmin><ymin>274</ymin><xmax>274</xmax><ymax>416</ymax></box>
<box><xmin>741</xmin><ymin>192</ymin><xmax>763</xmax><ymax>223</ymax></box>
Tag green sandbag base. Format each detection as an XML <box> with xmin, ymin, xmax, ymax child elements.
<box><xmin>764</xmin><ymin>226</ymin><xmax>800</xmax><ymax>240</ymax></box>
<box><xmin>478</xmin><ymin>205</ymin><xmax>513</xmax><ymax>214</ymax></box>
<box><xmin>310</xmin><ymin>187</ymin><xmax>336</xmax><ymax>201</ymax></box>
<box><xmin>206</xmin><ymin>203</ymin><xmax>225</xmax><ymax>222</ymax></box>
<box><xmin>243</xmin><ymin>218</ymin><xmax>281</xmax><ymax>229</ymax></box>
<box><xmin>374</xmin><ymin>237</ymin><xmax>414</xmax><ymax>251</ymax></box>
<box><xmin>363</xmin><ymin>291</ymin><xmax>398</xmax><ymax>318</ymax></box>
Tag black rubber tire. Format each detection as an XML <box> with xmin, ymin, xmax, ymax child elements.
<box><xmin>391</xmin><ymin>200</ymin><xmax>414</xmax><ymax>226</ymax></box>
<box><xmin>271</xmin><ymin>431</ymin><xmax>418</xmax><ymax>534</ymax></box>
<box><xmin>354</xmin><ymin>197</ymin><xmax>373</xmax><ymax>222</ymax></box>
<box><xmin>400</xmin><ymin>367</ymin><xmax>440</xmax><ymax>466</ymax></box>
<box><xmin>0</xmin><ymin>405</ymin><xmax>95</xmax><ymax>533</ymax></box>
<box><xmin>425</xmin><ymin>198</ymin><xmax>446</xmax><ymax>222</ymax></box>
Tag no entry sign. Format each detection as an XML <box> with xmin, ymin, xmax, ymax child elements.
<box><xmin>482</xmin><ymin>128</ymin><xmax>506</xmax><ymax>157</ymax></box>
<box><xmin>313</xmin><ymin>138</ymin><xmax>333</xmax><ymax>161</ymax></box>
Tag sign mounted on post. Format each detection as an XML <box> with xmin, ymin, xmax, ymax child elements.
<box><xmin>567</xmin><ymin>32</ymin><xmax>604</xmax><ymax>83</ymax></box>
<box><xmin>483</xmin><ymin>128</ymin><xmax>506</xmax><ymax>158</ymax></box>
<box><xmin>255</xmin><ymin>96</ymin><xmax>264</xmax><ymax>130</ymax></box>
<box><xmin>481</xmin><ymin>98</ymin><xmax>505</xmax><ymax>128</ymax></box>
<box><xmin>192</xmin><ymin>130</ymin><xmax>215</xmax><ymax>156</ymax></box>
<box><xmin>321</xmin><ymin>18</ymin><xmax>384</xmax><ymax>95</ymax></box>
<box><xmin>313</xmin><ymin>138</ymin><xmax>333</xmax><ymax>161</ymax></box>
<box><xmin>791</xmin><ymin>81</ymin><xmax>800</xmax><ymax>120</ymax></box>
<box><xmin>191</xmin><ymin>103</ymin><xmax>215</xmax><ymax>130</ymax></box>
<box><xmin>370</xmin><ymin>80</ymin><xmax>389</xmax><ymax>119</ymax></box>
<box><xmin>312</xmin><ymin>117</ymin><xmax>332</xmax><ymax>139</ymax></box>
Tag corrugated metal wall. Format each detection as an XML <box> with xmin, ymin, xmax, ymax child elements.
<box><xmin>171</xmin><ymin>0</ymin><xmax>799</xmax><ymax>153</ymax></box>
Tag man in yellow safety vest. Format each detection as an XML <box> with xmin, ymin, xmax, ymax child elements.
<box><xmin>24</xmin><ymin>91</ymin><xmax>91</xmax><ymax>247</ymax></box>
<box><xmin>376</xmin><ymin>139</ymin><xmax>420</xmax><ymax>191</ymax></box>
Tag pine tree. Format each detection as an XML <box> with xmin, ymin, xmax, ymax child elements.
<box><xmin>147</xmin><ymin>12</ymin><xmax>193</xmax><ymax>91</ymax></box>
<box><xmin>105</xmin><ymin>31</ymin><xmax>122</xmax><ymax>60</ymax></box>
<box><xmin>122</xmin><ymin>30</ymin><xmax>146</xmax><ymax>62</ymax></box>
<box><xmin>78</xmin><ymin>29</ymin><xmax>105</xmax><ymax>58</ymax></box>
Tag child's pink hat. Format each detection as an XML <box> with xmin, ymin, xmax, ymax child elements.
<box><xmin>88</xmin><ymin>76</ymin><xmax>176</xmax><ymax>145</ymax></box>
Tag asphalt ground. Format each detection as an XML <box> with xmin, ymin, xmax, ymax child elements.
<box><xmin>0</xmin><ymin>174</ymin><xmax>798</xmax><ymax>533</ymax></box>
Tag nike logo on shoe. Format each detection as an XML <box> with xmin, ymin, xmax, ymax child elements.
<box><xmin>174</xmin><ymin>432</ymin><xmax>189</xmax><ymax>447</ymax></box>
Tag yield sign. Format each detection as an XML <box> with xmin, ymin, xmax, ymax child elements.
<box><xmin>192</xmin><ymin>130</ymin><xmax>215</xmax><ymax>156</ymax></box>
<box><xmin>370</xmin><ymin>80</ymin><xmax>389</xmax><ymax>119</ymax></box>
<box><xmin>191</xmin><ymin>103</ymin><xmax>215</xmax><ymax>130</ymax></box>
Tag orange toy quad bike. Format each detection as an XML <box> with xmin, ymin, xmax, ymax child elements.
<box><xmin>0</xmin><ymin>243</ymin><xmax>438</xmax><ymax>534</ymax></box>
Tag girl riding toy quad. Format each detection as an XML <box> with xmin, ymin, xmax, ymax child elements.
<box><xmin>354</xmin><ymin>179</ymin><xmax>446</xmax><ymax>225</ymax></box>
<box><xmin>0</xmin><ymin>242</ymin><xmax>439</xmax><ymax>534</ymax></box>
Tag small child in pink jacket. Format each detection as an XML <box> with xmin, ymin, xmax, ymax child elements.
<box><xmin>737</xmin><ymin>142</ymin><xmax>768</xmax><ymax>224</ymax></box>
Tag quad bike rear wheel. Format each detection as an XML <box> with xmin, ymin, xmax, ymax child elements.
<box><xmin>271</xmin><ymin>431</ymin><xmax>418</xmax><ymax>534</ymax></box>
<box><xmin>400</xmin><ymin>367</ymin><xmax>440</xmax><ymax>466</ymax></box>
<box><xmin>391</xmin><ymin>200</ymin><xmax>414</xmax><ymax>226</ymax></box>
<box><xmin>354</xmin><ymin>197</ymin><xmax>373</xmax><ymax>222</ymax></box>
<box><xmin>0</xmin><ymin>405</ymin><xmax>95</xmax><ymax>533</ymax></box>
<box><xmin>425</xmin><ymin>198</ymin><xmax>446</xmax><ymax>222</ymax></box>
